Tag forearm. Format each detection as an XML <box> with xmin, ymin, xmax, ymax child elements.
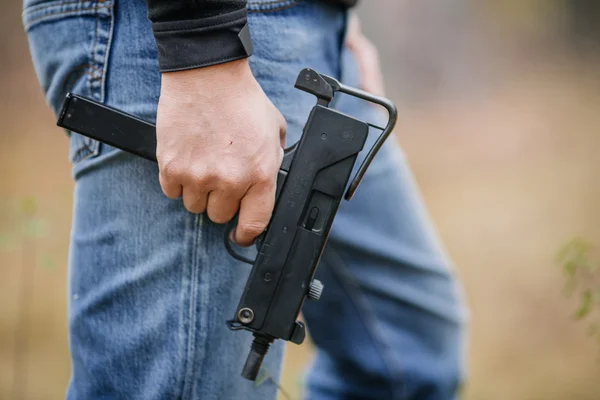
<box><xmin>145</xmin><ymin>0</ymin><xmax>250</xmax><ymax>72</ymax></box>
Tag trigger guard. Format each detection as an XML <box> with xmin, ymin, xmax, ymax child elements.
<box><xmin>224</xmin><ymin>219</ymin><xmax>255</xmax><ymax>265</ymax></box>
<box><xmin>224</xmin><ymin>142</ymin><xmax>296</xmax><ymax>266</ymax></box>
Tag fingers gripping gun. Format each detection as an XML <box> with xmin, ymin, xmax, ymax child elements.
<box><xmin>56</xmin><ymin>69</ymin><xmax>397</xmax><ymax>380</ymax></box>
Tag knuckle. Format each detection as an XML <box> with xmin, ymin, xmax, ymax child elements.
<box><xmin>160</xmin><ymin>157</ymin><xmax>180</xmax><ymax>178</ymax></box>
<box><xmin>183</xmin><ymin>191</ymin><xmax>207</xmax><ymax>214</ymax></box>
<box><xmin>213</xmin><ymin>164</ymin><xmax>247</xmax><ymax>192</ymax></box>
<box><xmin>190</xmin><ymin>165</ymin><xmax>209</xmax><ymax>183</ymax></box>
<box><xmin>160</xmin><ymin>161</ymin><xmax>181</xmax><ymax>181</ymax></box>
<box><xmin>185</xmin><ymin>205</ymin><xmax>200</xmax><ymax>214</ymax></box>
<box><xmin>184</xmin><ymin>201</ymin><xmax>204</xmax><ymax>214</ymax></box>
<box><xmin>161</xmin><ymin>186</ymin><xmax>179</xmax><ymax>199</ymax></box>
<box><xmin>220</xmin><ymin>172</ymin><xmax>243</xmax><ymax>190</ymax></box>
<box><xmin>238</xmin><ymin>221</ymin><xmax>267</xmax><ymax>239</ymax></box>
<box><xmin>188</xmin><ymin>166</ymin><xmax>213</xmax><ymax>190</ymax></box>
<box><xmin>209</xmin><ymin>215</ymin><xmax>227</xmax><ymax>224</ymax></box>
<box><xmin>254</xmin><ymin>166</ymin><xmax>274</xmax><ymax>184</ymax></box>
<box><xmin>207</xmin><ymin>209</ymin><xmax>232</xmax><ymax>225</ymax></box>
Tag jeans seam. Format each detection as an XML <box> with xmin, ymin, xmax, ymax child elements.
<box><xmin>181</xmin><ymin>213</ymin><xmax>202</xmax><ymax>399</ymax></box>
<box><xmin>191</xmin><ymin>215</ymin><xmax>210</xmax><ymax>396</ymax></box>
<box><xmin>23</xmin><ymin>5</ymin><xmax>112</xmax><ymax>28</ymax></box>
<box><xmin>87</xmin><ymin>2</ymin><xmax>99</xmax><ymax>97</ymax></box>
<box><xmin>99</xmin><ymin>0</ymin><xmax>114</xmax><ymax>102</ymax></box>
<box><xmin>23</xmin><ymin>0</ymin><xmax>110</xmax><ymax>15</ymax></box>
<box><xmin>78</xmin><ymin>7</ymin><xmax>103</xmax><ymax>162</ymax></box>
<box><xmin>324</xmin><ymin>247</ymin><xmax>407</xmax><ymax>400</ymax></box>
<box><xmin>22</xmin><ymin>0</ymin><xmax>113</xmax><ymax>31</ymax></box>
<box><xmin>49</xmin><ymin>0</ymin><xmax>114</xmax><ymax>164</ymax></box>
<box><xmin>82</xmin><ymin>0</ymin><xmax>114</xmax><ymax>161</ymax></box>
<box><xmin>60</xmin><ymin>64</ymin><xmax>102</xmax><ymax>101</ymax></box>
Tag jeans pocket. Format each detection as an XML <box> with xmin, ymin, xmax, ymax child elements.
<box><xmin>23</xmin><ymin>0</ymin><xmax>115</xmax><ymax>163</ymax></box>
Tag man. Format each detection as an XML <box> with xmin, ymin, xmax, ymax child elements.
<box><xmin>23</xmin><ymin>0</ymin><xmax>467</xmax><ymax>398</ymax></box>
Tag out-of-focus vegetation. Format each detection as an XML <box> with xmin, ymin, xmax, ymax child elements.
<box><xmin>2</xmin><ymin>1</ymin><xmax>600</xmax><ymax>399</ymax></box>
<box><xmin>557</xmin><ymin>238</ymin><xmax>600</xmax><ymax>354</ymax></box>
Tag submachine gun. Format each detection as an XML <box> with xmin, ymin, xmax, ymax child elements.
<box><xmin>56</xmin><ymin>68</ymin><xmax>397</xmax><ymax>380</ymax></box>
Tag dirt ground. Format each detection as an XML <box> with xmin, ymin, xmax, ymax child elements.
<box><xmin>2</xmin><ymin>2</ymin><xmax>600</xmax><ymax>400</ymax></box>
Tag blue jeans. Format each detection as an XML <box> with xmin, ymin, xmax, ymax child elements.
<box><xmin>23</xmin><ymin>0</ymin><xmax>468</xmax><ymax>399</ymax></box>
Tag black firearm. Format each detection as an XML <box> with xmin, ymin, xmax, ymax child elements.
<box><xmin>57</xmin><ymin>68</ymin><xmax>397</xmax><ymax>380</ymax></box>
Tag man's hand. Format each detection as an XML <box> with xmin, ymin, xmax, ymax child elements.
<box><xmin>346</xmin><ymin>14</ymin><xmax>386</xmax><ymax>97</ymax></box>
<box><xmin>156</xmin><ymin>59</ymin><xmax>286</xmax><ymax>246</ymax></box>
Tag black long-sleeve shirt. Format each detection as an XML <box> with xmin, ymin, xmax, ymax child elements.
<box><xmin>146</xmin><ymin>0</ymin><xmax>357</xmax><ymax>72</ymax></box>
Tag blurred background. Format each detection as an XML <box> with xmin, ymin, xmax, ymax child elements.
<box><xmin>2</xmin><ymin>0</ymin><xmax>600</xmax><ymax>399</ymax></box>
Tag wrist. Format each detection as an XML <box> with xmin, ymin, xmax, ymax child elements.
<box><xmin>161</xmin><ymin>58</ymin><xmax>254</xmax><ymax>99</ymax></box>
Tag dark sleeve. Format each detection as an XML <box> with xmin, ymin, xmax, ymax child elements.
<box><xmin>145</xmin><ymin>0</ymin><xmax>252</xmax><ymax>72</ymax></box>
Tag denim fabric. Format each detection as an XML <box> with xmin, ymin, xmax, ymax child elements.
<box><xmin>23</xmin><ymin>0</ymin><xmax>468</xmax><ymax>399</ymax></box>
